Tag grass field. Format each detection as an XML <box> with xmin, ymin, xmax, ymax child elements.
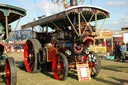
<box><xmin>1</xmin><ymin>52</ymin><xmax>128</xmax><ymax>85</ymax></box>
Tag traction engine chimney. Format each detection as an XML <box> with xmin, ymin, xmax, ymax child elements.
<box><xmin>70</xmin><ymin>0</ymin><xmax>78</xmax><ymax>6</ymax></box>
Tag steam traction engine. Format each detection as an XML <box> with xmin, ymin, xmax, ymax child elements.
<box><xmin>0</xmin><ymin>4</ymin><xmax>26</xmax><ymax>85</ymax></box>
<box><xmin>22</xmin><ymin>0</ymin><xmax>109</xmax><ymax>80</ymax></box>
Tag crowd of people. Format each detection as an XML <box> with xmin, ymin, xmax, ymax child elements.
<box><xmin>114</xmin><ymin>42</ymin><xmax>127</xmax><ymax>62</ymax></box>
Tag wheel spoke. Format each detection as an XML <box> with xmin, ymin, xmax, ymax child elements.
<box><xmin>91</xmin><ymin>66</ymin><xmax>97</xmax><ymax>75</ymax></box>
<box><xmin>90</xmin><ymin>67</ymin><xmax>94</xmax><ymax>75</ymax></box>
<box><xmin>30</xmin><ymin>62</ymin><xmax>34</xmax><ymax>71</ymax></box>
<box><xmin>28</xmin><ymin>59</ymin><xmax>33</xmax><ymax>65</ymax></box>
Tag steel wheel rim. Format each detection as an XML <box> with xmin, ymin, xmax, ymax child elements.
<box><xmin>5</xmin><ymin>59</ymin><xmax>10</xmax><ymax>85</ymax></box>
<box><xmin>24</xmin><ymin>41</ymin><xmax>35</xmax><ymax>72</ymax></box>
<box><xmin>52</xmin><ymin>55</ymin><xmax>65</xmax><ymax>80</ymax></box>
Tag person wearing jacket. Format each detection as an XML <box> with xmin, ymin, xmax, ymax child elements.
<box><xmin>120</xmin><ymin>42</ymin><xmax>127</xmax><ymax>62</ymax></box>
<box><xmin>113</xmin><ymin>42</ymin><xmax>121</xmax><ymax>60</ymax></box>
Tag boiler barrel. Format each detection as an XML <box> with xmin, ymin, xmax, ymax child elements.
<box><xmin>55</xmin><ymin>43</ymin><xmax>72</xmax><ymax>49</ymax></box>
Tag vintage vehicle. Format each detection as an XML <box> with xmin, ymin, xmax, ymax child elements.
<box><xmin>0</xmin><ymin>3</ymin><xmax>26</xmax><ymax>85</ymax></box>
<box><xmin>22</xmin><ymin>0</ymin><xmax>109</xmax><ymax>80</ymax></box>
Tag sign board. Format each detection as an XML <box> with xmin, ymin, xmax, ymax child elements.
<box><xmin>77</xmin><ymin>64</ymin><xmax>91</xmax><ymax>81</ymax></box>
<box><xmin>100</xmin><ymin>31</ymin><xmax>112</xmax><ymax>37</ymax></box>
<box><xmin>123</xmin><ymin>33</ymin><xmax>128</xmax><ymax>44</ymax></box>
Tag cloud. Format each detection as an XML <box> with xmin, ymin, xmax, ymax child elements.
<box><xmin>122</xmin><ymin>16</ymin><xmax>128</xmax><ymax>23</ymax></box>
<box><xmin>105</xmin><ymin>1</ymin><xmax>128</xmax><ymax>7</ymax></box>
<box><xmin>105</xmin><ymin>15</ymin><xmax>128</xmax><ymax>30</ymax></box>
<box><xmin>121</xmin><ymin>15</ymin><xmax>128</xmax><ymax>27</ymax></box>
<box><xmin>110</xmin><ymin>21</ymin><xmax>119</xmax><ymax>25</ymax></box>
<box><xmin>38</xmin><ymin>0</ymin><xmax>65</xmax><ymax>16</ymax></box>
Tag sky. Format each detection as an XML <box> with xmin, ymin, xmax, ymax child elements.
<box><xmin>0</xmin><ymin>0</ymin><xmax>128</xmax><ymax>31</ymax></box>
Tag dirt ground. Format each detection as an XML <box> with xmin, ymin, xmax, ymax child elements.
<box><xmin>1</xmin><ymin>52</ymin><xmax>128</xmax><ymax>85</ymax></box>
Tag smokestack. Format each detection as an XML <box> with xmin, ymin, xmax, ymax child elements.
<box><xmin>70</xmin><ymin>0</ymin><xmax>78</xmax><ymax>6</ymax></box>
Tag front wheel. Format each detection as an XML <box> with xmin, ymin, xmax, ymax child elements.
<box><xmin>83</xmin><ymin>51</ymin><xmax>101</xmax><ymax>77</ymax></box>
<box><xmin>5</xmin><ymin>57</ymin><xmax>17</xmax><ymax>85</ymax></box>
<box><xmin>52</xmin><ymin>53</ymin><xmax>68</xmax><ymax>80</ymax></box>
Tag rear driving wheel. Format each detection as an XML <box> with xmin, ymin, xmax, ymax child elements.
<box><xmin>52</xmin><ymin>53</ymin><xmax>68</xmax><ymax>80</ymax></box>
<box><xmin>5</xmin><ymin>57</ymin><xmax>17</xmax><ymax>85</ymax></box>
<box><xmin>83</xmin><ymin>51</ymin><xmax>101</xmax><ymax>77</ymax></box>
<box><xmin>24</xmin><ymin>39</ymin><xmax>41</xmax><ymax>73</ymax></box>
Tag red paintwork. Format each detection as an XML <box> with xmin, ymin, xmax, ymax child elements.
<box><xmin>89</xmin><ymin>61</ymin><xmax>93</xmax><ymax>68</ymax></box>
<box><xmin>0</xmin><ymin>42</ymin><xmax>6</xmax><ymax>47</ymax></box>
<box><xmin>24</xmin><ymin>42</ymin><xmax>32</xmax><ymax>72</ymax></box>
<box><xmin>83</xmin><ymin>54</ymin><xmax>95</xmax><ymax>74</ymax></box>
<box><xmin>52</xmin><ymin>55</ymin><xmax>64</xmax><ymax>80</ymax></box>
<box><xmin>83</xmin><ymin>37</ymin><xmax>95</xmax><ymax>47</ymax></box>
<box><xmin>78</xmin><ymin>8</ymin><xmax>82</xmax><ymax>12</ymax></box>
<box><xmin>83</xmin><ymin>55</ymin><xmax>87</xmax><ymax>63</ymax></box>
<box><xmin>114</xmin><ymin>37</ymin><xmax>122</xmax><ymax>41</ymax></box>
<box><xmin>56</xmin><ymin>13</ymin><xmax>61</xmax><ymax>18</ymax></box>
<box><xmin>5</xmin><ymin>59</ymin><xmax>11</xmax><ymax>85</ymax></box>
<box><xmin>83</xmin><ymin>37</ymin><xmax>95</xmax><ymax>43</ymax></box>
<box><xmin>47</xmin><ymin>48</ymin><xmax>57</xmax><ymax>62</ymax></box>
<box><xmin>73</xmin><ymin>42</ymin><xmax>84</xmax><ymax>54</ymax></box>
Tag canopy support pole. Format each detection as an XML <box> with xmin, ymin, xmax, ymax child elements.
<box><xmin>51</xmin><ymin>21</ymin><xmax>61</xmax><ymax>31</ymax></box>
<box><xmin>78</xmin><ymin>13</ymin><xmax>81</xmax><ymax>36</ymax></box>
<box><xmin>10</xmin><ymin>16</ymin><xmax>21</xmax><ymax>41</ymax></box>
<box><xmin>67</xmin><ymin>14</ymin><xmax>79</xmax><ymax>36</ymax></box>
<box><xmin>5</xmin><ymin>16</ymin><xmax>8</xmax><ymax>39</ymax></box>
<box><xmin>46</xmin><ymin>24</ymin><xmax>48</xmax><ymax>34</ymax></box>
<box><xmin>95</xmin><ymin>13</ymin><xmax>97</xmax><ymax>34</ymax></box>
<box><xmin>99</xmin><ymin>17</ymin><xmax>107</xmax><ymax>30</ymax></box>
